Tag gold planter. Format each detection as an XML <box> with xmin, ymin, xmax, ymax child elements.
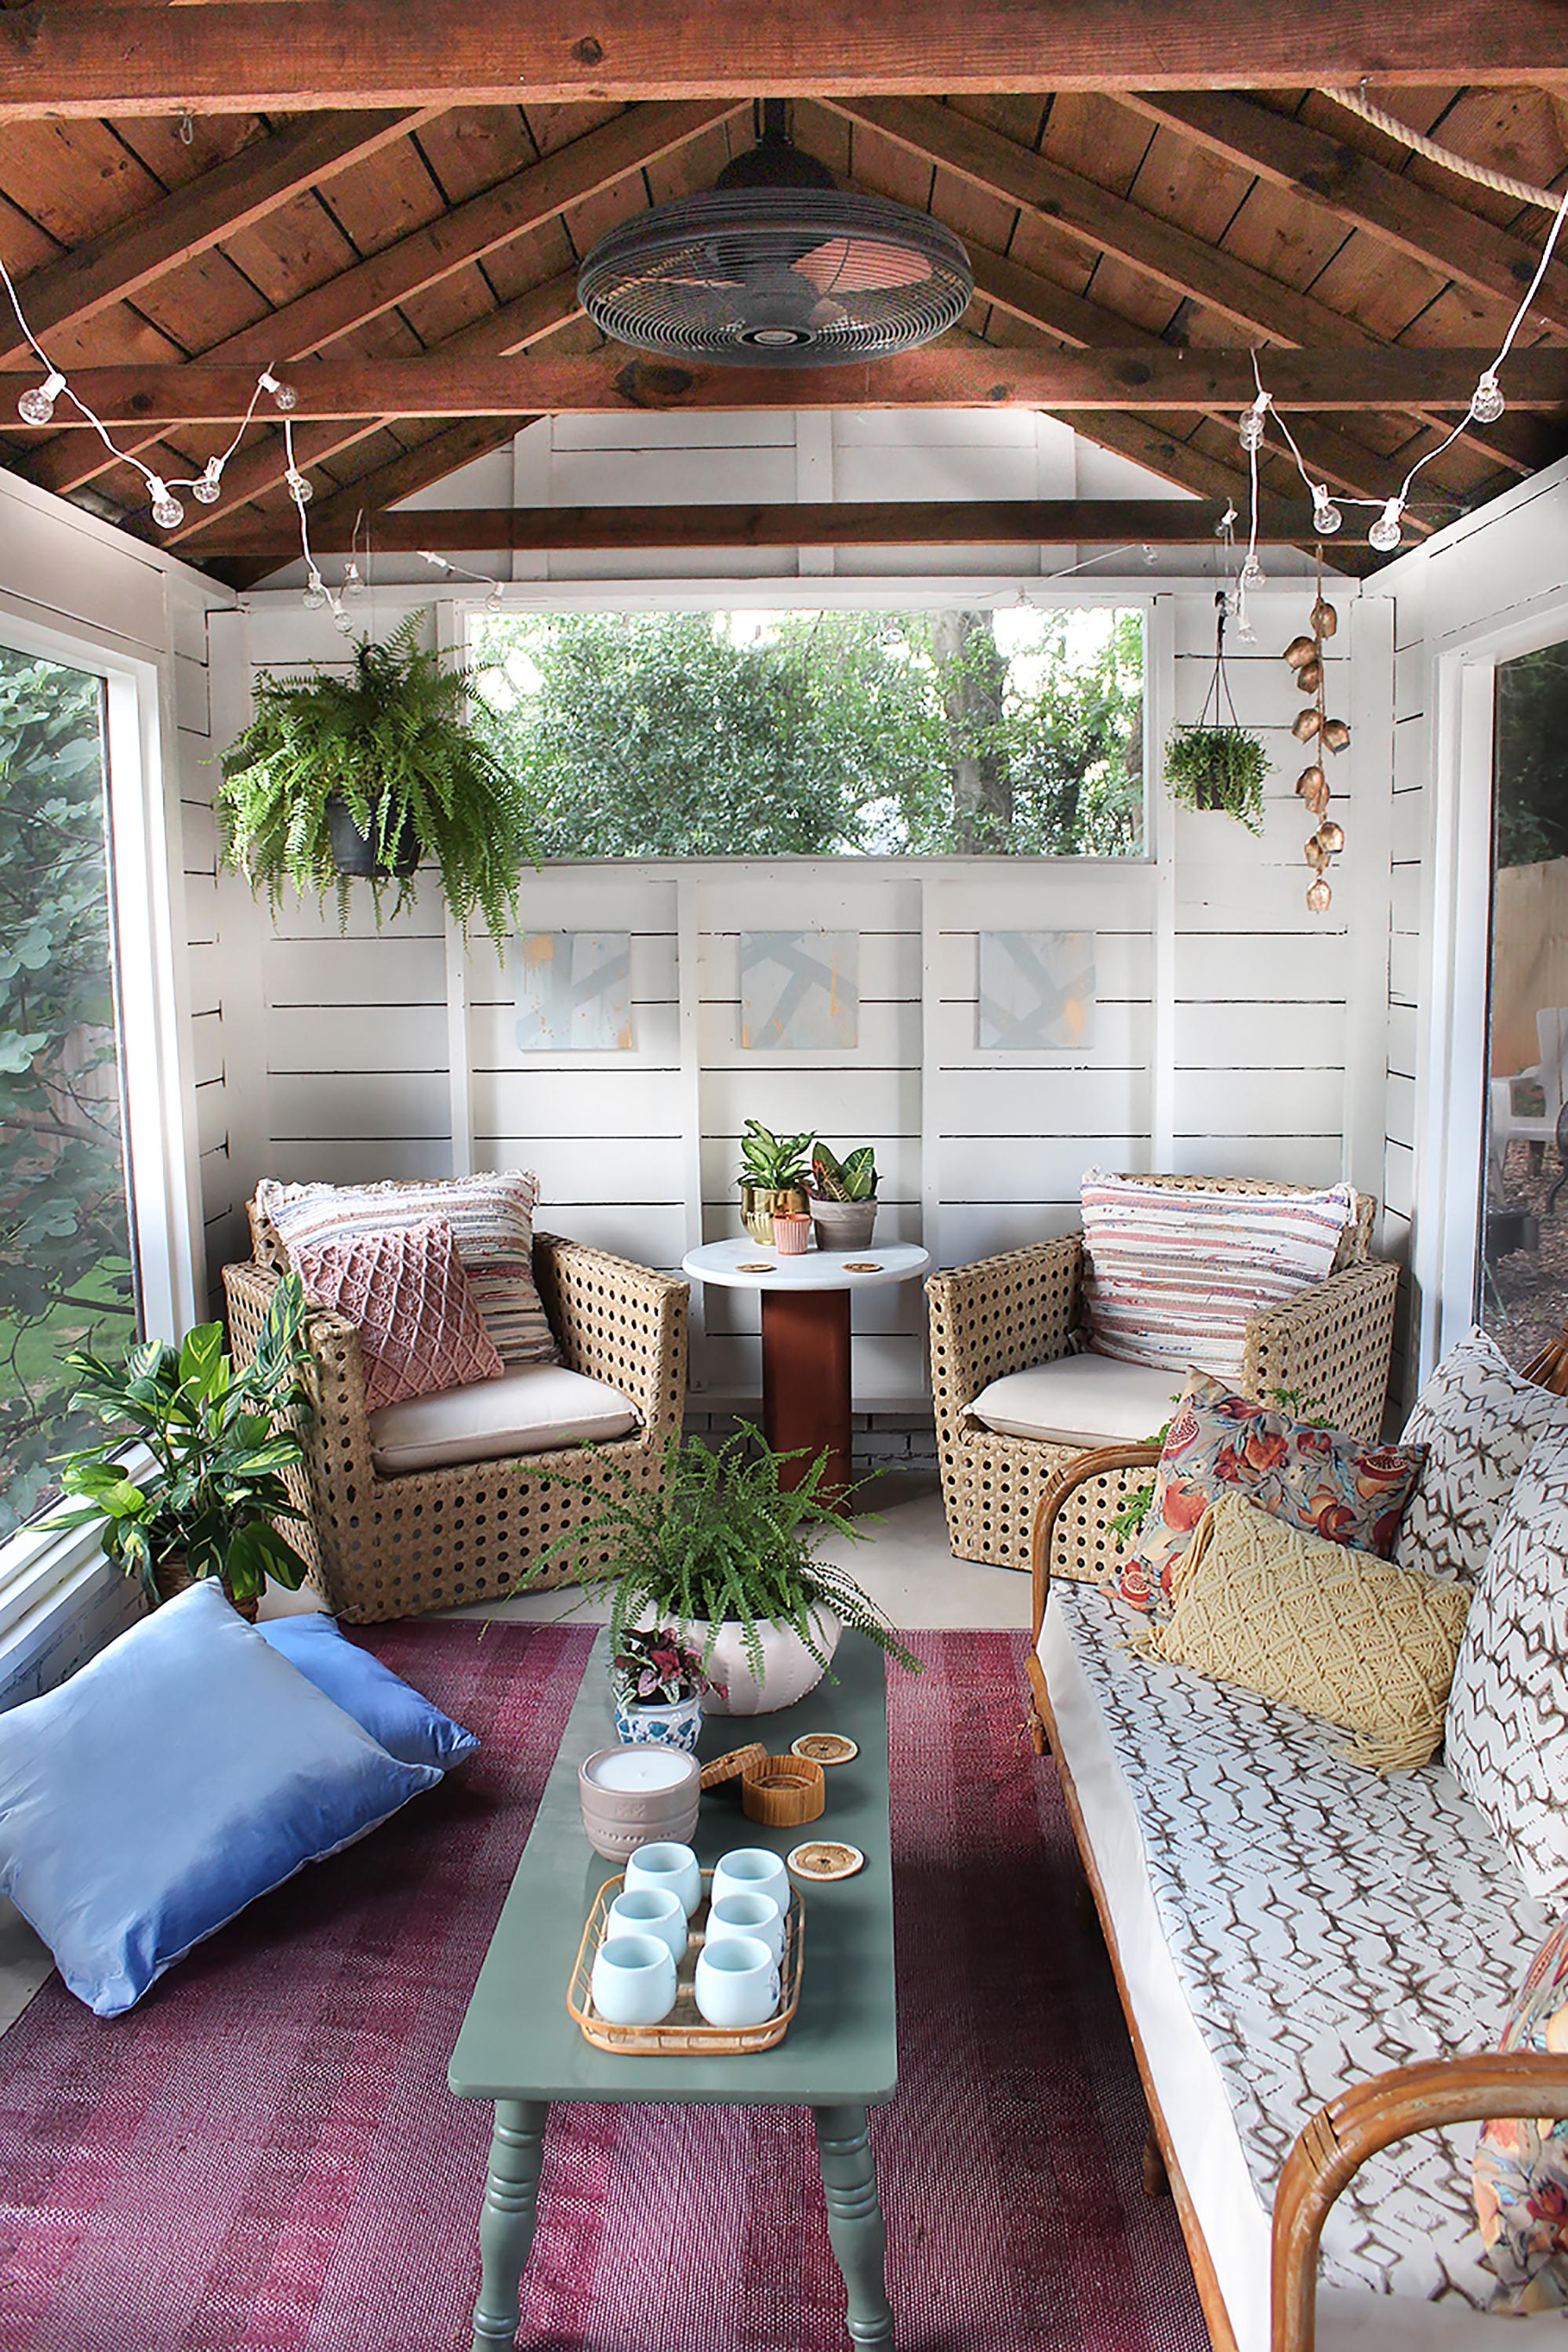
<box><xmin>739</xmin><ymin>1184</ymin><xmax>808</xmax><ymax>1245</ymax></box>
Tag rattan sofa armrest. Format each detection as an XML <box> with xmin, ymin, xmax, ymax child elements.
<box><xmin>1243</xmin><ymin>1259</ymin><xmax>1401</xmax><ymax>1443</ymax></box>
<box><xmin>1029</xmin><ymin>1443</ymin><xmax>1161</xmax><ymax>1643</ymax></box>
<box><xmin>1272</xmin><ymin>2052</ymin><xmax>1568</xmax><ymax>2352</ymax></box>
<box><xmin>927</xmin><ymin>1234</ymin><xmax>1084</xmax><ymax>1417</ymax></box>
<box><xmin>223</xmin><ymin>1258</ymin><xmax>371</xmax><ymax>1417</ymax></box>
<box><xmin>532</xmin><ymin>1232</ymin><xmax>689</xmax><ymax>1436</ymax></box>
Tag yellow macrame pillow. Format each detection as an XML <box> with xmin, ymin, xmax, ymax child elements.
<box><xmin>1142</xmin><ymin>1490</ymin><xmax>1473</xmax><ymax>1771</ymax></box>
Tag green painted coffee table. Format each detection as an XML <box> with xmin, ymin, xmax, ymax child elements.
<box><xmin>448</xmin><ymin>1629</ymin><xmax>898</xmax><ymax>2351</ymax></box>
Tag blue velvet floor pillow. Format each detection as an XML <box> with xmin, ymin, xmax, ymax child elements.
<box><xmin>257</xmin><ymin>1611</ymin><xmax>479</xmax><ymax>1771</ymax></box>
<box><xmin>0</xmin><ymin>1581</ymin><xmax>441</xmax><ymax>2016</ymax></box>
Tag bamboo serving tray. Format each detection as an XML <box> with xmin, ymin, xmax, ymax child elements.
<box><xmin>568</xmin><ymin>1870</ymin><xmax>806</xmax><ymax>2055</ymax></box>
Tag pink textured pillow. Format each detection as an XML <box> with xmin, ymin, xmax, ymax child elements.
<box><xmin>292</xmin><ymin>1218</ymin><xmax>503</xmax><ymax>1414</ymax></box>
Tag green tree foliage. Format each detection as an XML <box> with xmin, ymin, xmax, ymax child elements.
<box><xmin>0</xmin><ymin>650</ymin><xmax>136</xmax><ymax>1539</ymax></box>
<box><xmin>1495</xmin><ymin>641</ymin><xmax>1568</xmax><ymax>870</ymax></box>
<box><xmin>477</xmin><ymin>605</ymin><xmax>1144</xmax><ymax>859</ymax></box>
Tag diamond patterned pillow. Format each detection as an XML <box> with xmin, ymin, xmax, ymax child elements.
<box><xmin>291</xmin><ymin>1218</ymin><xmax>503</xmax><ymax>1414</ymax></box>
<box><xmin>1395</xmin><ymin>1326</ymin><xmax>1568</xmax><ymax>1586</ymax></box>
<box><xmin>1474</xmin><ymin>1912</ymin><xmax>1568</xmax><ymax>2312</ymax></box>
<box><xmin>1446</xmin><ymin>1423</ymin><xmax>1568</xmax><ymax>1903</ymax></box>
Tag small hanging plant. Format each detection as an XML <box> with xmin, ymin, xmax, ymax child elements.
<box><xmin>1163</xmin><ymin>592</ymin><xmax>1269</xmax><ymax>836</ymax></box>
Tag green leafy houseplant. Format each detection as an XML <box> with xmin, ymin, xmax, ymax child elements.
<box><xmin>809</xmin><ymin>1142</ymin><xmax>878</xmax><ymax>1203</ymax></box>
<box><xmin>216</xmin><ymin>612</ymin><xmax>537</xmax><ymax>949</ymax></box>
<box><xmin>738</xmin><ymin>1121</ymin><xmax>814</xmax><ymax>1190</ymax></box>
<box><xmin>46</xmin><ymin>1276</ymin><xmax>315</xmax><ymax>1613</ymax></box>
<box><xmin>514</xmin><ymin>1426</ymin><xmax>921</xmax><ymax>1689</ymax></box>
<box><xmin>1163</xmin><ymin>724</ymin><xmax>1268</xmax><ymax>834</ymax></box>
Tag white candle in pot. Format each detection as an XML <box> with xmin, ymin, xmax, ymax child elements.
<box><xmin>588</xmin><ymin>1747</ymin><xmax>695</xmax><ymax>1793</ymax></box>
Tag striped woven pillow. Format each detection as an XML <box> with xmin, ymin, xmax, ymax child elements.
<box><xmin>1080</xmin><ymin>1171</ymin><xmax>1354</xmax><ymax>1381</ymax></box>
<box><xmin>256</xmin><ymin>1171</ymin><xmax>560</xmax><ymax>1367</ymax></box>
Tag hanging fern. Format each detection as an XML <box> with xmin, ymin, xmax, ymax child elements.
<box><xmin>216</xmin><ymin>612</ymin><xmax>538</xmax><ymax>950</ymax></box>
<box><xmin>1163</xmin><ymin>724</ymin><xmax>1268</xmax><ymax>835</ymax></box>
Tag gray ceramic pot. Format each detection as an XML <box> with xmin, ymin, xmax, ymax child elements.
<box><xmin>808</xmin><ymin>1197</ymin><xmax>877</xmax><ymax>1251</ymax></box>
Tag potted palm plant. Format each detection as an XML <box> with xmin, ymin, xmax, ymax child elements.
<box><xmin>808</xmin><ymin>1140</ymin><xmax>879</xmax><ymax>1250</ymax></box>
<box><xmin>515</xmin><ymin>1427</ymin><xmax>920</xmax><ymax>1715</ymax></box>
<box><xmin>216</xmin><ymin>611</ymin><xmax>537</xmax><ymax>949</ymax></box>
<box><xmin>737</xmin><ymin>1120</ymin><xmax>814</xmax><ymax>1244</ymax></box>
<box><xmin>46</xmin><ymin>1276</ymin><xmax>315</xmax><ymax>1620</ymax></box>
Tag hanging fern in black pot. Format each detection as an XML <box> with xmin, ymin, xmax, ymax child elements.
<box><xmin>1163</xmin><ymin>592</ymin><xmax>1268</xmax><ymax>836</ymax></box>
<box><xmin>216</xmin><ymin>611</ymin><xmax>538</xmax><ymax>949</ymax></box>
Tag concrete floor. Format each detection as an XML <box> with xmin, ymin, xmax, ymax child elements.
<box><xmin>0</xmin><ymin>1475</ymin><xmax>1030</xmax><ymax>2031</ymax></box>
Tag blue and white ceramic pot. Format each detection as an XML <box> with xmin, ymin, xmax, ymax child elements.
<box><xmin>612</xmin><ymin>1691</ymin><xmax>704</xmax><ymax>1754</ymax></box>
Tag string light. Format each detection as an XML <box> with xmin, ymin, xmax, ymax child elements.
<box><xmin>1238</xmin><ymin>388</ymin><xmax>1271</xmax><ymax>453</ymax></box>
<box><xmin>1469</xmin><ymin>369</ymin><xmax>1506</xmax><ymax>426</ymax></box>
<box><xmin>258</xmin><ymin>368</ymin><xmax>298</xmax><ymax>412</ymax></box>
<box><xmin>1311</xmin><ymin>488</ymin><xmax>1343</xmax><ymax>535</ymax></box>
<box><xmin>285</xmin><ymin>466</ymin><xmax>313</xmax><ymax>506</ymax></box>
<box><xmin>1368</xmin><ymin>498</ymin><xmax>1404</xmax><ymax>554</ymax></box>
<box><xmin>419</xmin><ymin>550</ymin><xmax>505</xmax><ymax>605</ymax></box>
<box><xmin>146</xmin><ymin>475</ymin><xmax>184</xmax><ymax>530</ymax></box>
<box><xmin>342</xmin><ymin>560</ymin><xmax>366</xmax><ymax>601</ymax></box>
<box><xmin>16</xmin><ymin>368</ymin><xmax>67</xmax><ymax>426</ymax></box>
<box><xmin>191</xmin><ymin>456</ymin><xmax>224</xmax><ymax>506</ymax></box>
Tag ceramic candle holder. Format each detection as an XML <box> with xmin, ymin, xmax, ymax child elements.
<box><xmin>578</xmin><ymin>1745</ymin><xmax>701</xmax><ymax>1860</ymax></box>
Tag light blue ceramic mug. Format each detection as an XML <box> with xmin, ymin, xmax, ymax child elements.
<box><xmin>710</xmin><ymin>1846</ymin><xmax>789</xmax><ymax>1917</ymax></box>
<box><xmin>693</xmin><ymin>1933</ymin><xmax>780</xmax><ymax>2029</ymax></box>
<box><xmin>607</xmin><ymin>1884</ymin><xmax>688</xmax><ymax>1963</ymax></box>
<box><xmin>624</xmin><ymin>1840</ymin><xmax>702</xmax><ymax>1919</ymax></box>
<box><xmin>591</xmin><ymin>1932</ymin><xmax>677</xmax><ymax>2027</ymax></box>
<box><xmin>706</xmin><ymin>1889</ymin><xmax>785</xmax><ymax>1966</ymax></box>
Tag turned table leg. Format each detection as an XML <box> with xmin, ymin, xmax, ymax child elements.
<box><xmin>814</xmin><ymin>2104</ymin><xmax>894</xmax><ymax>2347</ymax></box>
<box><xmin>761</xmin><ymin>1287</ymin><xmax>852</xmax><ymax>1497</ymax></box>
<box><xmin>470</xmin><ymin>2098</ymin><xmax>548</xmax><ymax>2352</ymax></box>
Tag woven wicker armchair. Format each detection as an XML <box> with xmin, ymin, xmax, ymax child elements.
<box><xmin>927</xmin><ymin>1175</ymin><xmax>1399</xmax><ymax>1575</ymax></box>
<box><xmin>223</xmin><ymin>1198</ymin><xmax>688</xmax><ymax>1624</ymax></box>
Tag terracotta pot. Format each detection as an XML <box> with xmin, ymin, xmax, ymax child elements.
<box><xmin>809</xmin><ymin>1198</ymin><xmax>877</xmax><ymax>1251</ymax></box>
<box><xmin>772</xmin><ymin>1210</ymin><xmax>812</xmax><ymax>1257</ymax></box>
<box><xmin>739</xmin><ymin>1184</ymin><xmax>808</xmax><ymax>1245</ymax></box>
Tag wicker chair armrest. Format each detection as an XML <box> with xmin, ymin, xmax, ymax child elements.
<box><xmin>1030</xmin><ymin>1443</ymin><xmax>1162</xmax><ymax>1642</ymax></box>
<box><xmin>1272</xmin><ymin>2051</ymin><xmax>1568</xmax><ymax>2352</ymax></box>
<box><xmin>223</xmin><ymin>1258</ymin><xmax>371</xmax><ymax>1418</ymax></box>
<box><xmin>1242</xmin><ymin>1260</ymin><xmax>1401</xmax><ymax>1443</ymax></box>
<box><xmin>927</xmin><ymin>1234</ymin><xmax>1083</xmax><ymax>1417</ymax></box>
<box><xmin>532</xmin><ymin>1232</ymin><xmax>689</xmax><ymax>1435</ymax></box>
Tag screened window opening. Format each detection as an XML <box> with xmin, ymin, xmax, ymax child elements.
<box><xmin>472</xmin><ymin>604</ymin><xmax>1145</xmax><ymax>859</ymax></box>
<box><xmin>0</xmin><ymin>644</ymin><xmax>138</xmax><ymax>1543</ymax></box>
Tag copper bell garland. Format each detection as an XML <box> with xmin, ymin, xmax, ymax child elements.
<box><xmin>1285</xmin><ymin>556</ymin><xmax>1348</xmax><ymax>912</ymax></box>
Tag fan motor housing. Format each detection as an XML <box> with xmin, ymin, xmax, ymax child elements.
<box><xmin>578</xmin><ymin>187</ymin><xmax>974</xmax><ymax>367</ymax></box>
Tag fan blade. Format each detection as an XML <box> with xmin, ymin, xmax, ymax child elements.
<box><xmin>794</xmin><ymin>236</ymin><xmax>935</xmax><ymax>295</ymax></box>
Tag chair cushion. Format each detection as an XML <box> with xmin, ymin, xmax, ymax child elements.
<box><xmin>1119</xmin><ymin>1370</ymin><xmax>1425</xmax><ymax>1614</ymax></box>
<box><xmin>290</xmin><ymin>1216</ymin><xmax>504</xmax><ymax>1412</ymax></box>
<box><xmin>1394</xmin><ymin>1324</ymin><xmax>1568</xmax><ymax>1586</ymax></box>
<box><xmin>256</xmin><ymin>1611</ymin><xmax>480</xmax><ymax>1771</ymax></box>
<box><xmin>969</xmin><ymin>1353</ymin><xmax>1183</xmax><ymax>1446</ymax></box>
<box><xmin>1474</xmin><ymin>1912</ymin><xmax>1568</xmax><ymax>2313</ymax></box>
<box><xmin>368</xmin><ymin>1361</ymin><xmax>640</xmax><ymax>1473</ymax></box>
<box><xmin>1144</xmin><ymin>1491</ymin><xmax>1472</xmax><ymax>1772</ymax></box>
<box><xmin>256</xmin><ymin>1171</ymin><xmax>559</xmax><ymax>1367</ymax></box>
<box><xmin>0</xmin><ymin>1582</ymin><xmax>441</xmax><ymax>2016</ymax></box>
<box><xmin>1080</xmin><ymin>1168</ymin><xmax>1355</xmax><ymax>1382</ymax></box>
<box><xmin>1446</xmin><ymin>1422</ymin><xmax>1568</xmax><ymax>1904</ymax></box>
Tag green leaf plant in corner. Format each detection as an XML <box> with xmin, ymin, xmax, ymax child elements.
<box><xmin>216</xmin><ymin>610</ymin><xmax>539</xmax><ymax>952</ymax></box>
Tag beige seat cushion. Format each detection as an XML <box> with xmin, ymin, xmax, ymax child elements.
<box><xmin>969</xmin><ymin>1353</ymin><xmax>1185</xmax><ymax>1447</ymax></box>
<box><xmin>368</xmin><ymin>1363</ymin><xmax>639</xmax><ymax>1474</ymax></box>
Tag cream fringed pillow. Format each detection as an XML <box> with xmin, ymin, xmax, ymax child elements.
<box><xmin>1142</xmin><ymin>1492</ymin><xmax>1473</xmax><ymax>1771</ymax></box>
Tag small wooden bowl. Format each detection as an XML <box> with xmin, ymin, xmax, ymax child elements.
<box><xmin>741</xmin><ymin>1752</ymin><xmax>826</xmax><ymax>1828</ymax></box>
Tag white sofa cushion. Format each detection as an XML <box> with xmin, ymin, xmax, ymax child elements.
<box><xmin>1394</xmin><ymin>1324</ymin><xmax>1568</xmax><ymax>1586</ymax></box>
<box><xmin>1040</xmin><ymin>1580</ymin><xmax>1549</xmax><ymax>2350</ymax></box>
<box><xmin>969</xmin><ymin>1352</ymin><xmax>1184</xmax><ymax>1446</ymax></box>
<box><xmin>368</xmin><ymin>1363</ymin><xmax>638</xmax><ymax>1474</ymax></box>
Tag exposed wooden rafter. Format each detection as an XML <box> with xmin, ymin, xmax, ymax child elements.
<box><xmin>20</xmin><ymin>347</ymin><xmax>1564</xmax><ymax>423</ymax></box>
<box><xmin>0</xmin><ymin>2</ymin><xmax>1563</xmax><ymax>118</ymax></box>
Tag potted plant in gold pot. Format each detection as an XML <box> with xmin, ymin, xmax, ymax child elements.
<box><xmin>736</xmin><ymin>1120</ymin><xmax>813</xmax><ymax>1245</ymax></box>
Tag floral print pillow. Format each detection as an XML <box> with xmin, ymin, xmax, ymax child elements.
<box><xmin>1474</xmin><ymin>1914</ymin><xmax>1568</xmax><ymax>2312</ymax></box>
<box><xmin>1116</xmin><ymin>1371</ymin><xmax>1425</xmax><ymax>1613</ymax></box>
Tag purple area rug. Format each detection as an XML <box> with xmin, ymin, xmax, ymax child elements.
<box><xmin>0</xmin><ymin>1626</ymin><xmax>1208</xmax><ymax>2352</ymax></box>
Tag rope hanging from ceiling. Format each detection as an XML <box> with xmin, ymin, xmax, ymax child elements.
<box><xmin>1318</xmin><ymin>86</ymin><xmax>1566</xmax><ymax>209</ymax></box>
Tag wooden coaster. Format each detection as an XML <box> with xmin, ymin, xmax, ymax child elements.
<box><xmin>699</xmin><ymin>1742</ymin><xmax>768</xmax><ymax>1791</ymax></box>
<box><xmin>736</xmin><ymin>1261</ymin><xmax>775</xmax><ymax>1273</ymax></box>
<box><xmin>789</xmin><ymin>1840</ymin><xmax>865</xmax><ymax>1882</ymax></box>
<box><xmin>842</xmin><ymin>1261</ymin><xmax>882</xmax><ymax>1272</ymax></box>
<box><xmin>790</xmin><ymin>1733</ymin><xmax>859</xmax><ymax>1766</ymax></box>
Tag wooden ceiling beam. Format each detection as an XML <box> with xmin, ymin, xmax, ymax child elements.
<box><xmin>189</xmin><ymin>495</ymin><xmax>1321</xmax><ymax>558</ymax></box>
<box><xmin>23</xmin><ymin>98</ymin><xmax>737</xmax><ymax>497</ymax></box>
<box><xmin>1121</xmin><ymin>90</ymin><xmax>1568</xmax><ymax>340</ymax></box>
<box><xmin>22</xmin><ymin>346</ymin><xmax>1565</xmax><ymax>422</ymax></box>
<box><xmin>0</xmin><ymin>109</ymin><xmax>437</xmax><ymax>371</ymax></box>
<box><xmin>831</xmin><ymin>96</ymin><xmax>1550</xmax><ymax>478</ymax></box>
<box><xmin>1</xmin><ymin>2</ymin><xmax>1564</xmax><ymax>117</ymax></box>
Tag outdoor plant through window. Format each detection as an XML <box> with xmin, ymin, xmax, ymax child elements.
<box><xmin>0</xmin><ymin>645</ymin><xmax>137</xmax><ymax>1543</ymax></box>
<box><xmin>472</xmin><ymin>604</ymin><xmax>1145</xmax><ymax>858</ymax></box>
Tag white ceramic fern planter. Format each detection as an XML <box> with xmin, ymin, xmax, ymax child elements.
<box><xmin>688</xmin><ymin>1610</ymin><xmax>842</xmax><ymax>1717</ymax></box>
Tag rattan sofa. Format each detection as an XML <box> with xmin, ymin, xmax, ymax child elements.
<box><xmin>927</xmin><ymin>1175</ymin><xmax>1399</xmax><ymax>1574</ymax></box>
<box><xmin>223</xmin><ymin>1196</ymin><xmax>688</xmax><ymax>1624</ymax></box>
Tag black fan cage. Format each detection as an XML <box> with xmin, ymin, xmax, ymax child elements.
<box><xmin>579</xmin><ymin>190</ymin><xmax>974</xmax><ymax>367</ymax></box>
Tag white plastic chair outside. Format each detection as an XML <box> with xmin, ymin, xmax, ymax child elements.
<box><xmin>1490</xmin><ymin>1005</ymin><xmax>1568</xmax><ymax>1183</ymax></box>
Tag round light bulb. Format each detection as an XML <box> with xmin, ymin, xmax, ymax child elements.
<box><xmin>261</xmin><ymin>370</ymin><xmax>297</xmax><ymax>412</ymax></box>
<box><xmin>1306</xmin><ymin>877</ymin><xmax>1332</xmax><ymax>913</ymax></box>
<box><xmin>332</xmin><ymin>605</ymin><xmax>356</xmax><ymax>637</ymax></box>
<box><xmin>485</xmin><ymin>579</ymin><xmax>504</xmax><ymax>607</ymax></box>
<box><xmin>1368</xmin><ymin>499</ymin><xmax>1403</xmax><ymax>554</ymax></box>
<box><xmin>1469</xmin><ymin>371</ymin><xmax>1505</xmax><ymax>426</ymax></box>
<box><xmin>147</xmin><ymin>476</ymin><xmax>184</xmax><ymax>529</ymax></box>
<box><xmin>1238</xmin><ymin>411</ymin><xmax>1265</xmax><ymax>453</ymax></box>
<box><xmin>1240</xmin><ymin>555</ymin><xmax>1265</xmax><ymax>593</ymax></box>
<box><xmin>341</xmin><ymin>561</ymin><xmax>366</xmax><ymax>601</ymax></box>
<box><xmin>191</xmin><ymin>458</ymin><xmax>223</xmax><ymax>506</ymax></box>
<box><xmin>302</xmin><ymin>572</ymin><xmax>328</xmax><ymax>612</ymax></box>
<box><xmin>17</xmin><ymin>370</ymin><xmax>66</xmax><ymax>426</ymax></box>
<box><xmin>285</xmin><ymin>467</ymin><xmax>313</xmax><ymax>507</ymax></box>
<box><xmin>1312</xmin><ymin>493</ymin><xmax>1343</xmax><ymax>535</ymax></box>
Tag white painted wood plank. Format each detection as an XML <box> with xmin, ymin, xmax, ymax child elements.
<box><xmin>538</xmin><ymin>1202</ymin><xmax>689</xmax><ymax>1262</ymax></box>
<box><xmin>1391</xmin><ymin>787</ymin><xmax>1428</xmax><ymax>865</ymax></box>
<box><xmin>473</xmin><ymin>1068</ymin><xmax>683</xmax><ymax>1136</ymax></box>
<box><xmin>930</xmin><ymin>927</ymin><xmax>1153</xmax><ymax>998</ymax></box>
<box><xmin>697</xmin><ymin>996</ymin><xmax>920</xmax><ymax>1068</ymax></box>
<box><xmin>938</xmin><ymin>1065</ymin><xmax>1148</xmax><ymax>1135</ymax></box>
<box><xmin>265</xmin><ymin>1139</ymin><xmax>454</xmax><ymax>1184</ymax></box>
<box><xmin>191</xmin><ymin>1010</ymin><xmax>224</xmax><ymax>1088</ymax></box>
<box><xmin>939</xmin><ymin>1201</ymin><xmax>1091</xmax><ymax>1263</ymax></box>
<box><xmin>932</xmin><ymin>994</ymin><xmax>1149</xmax><ymax>1066</ymax></box>
<box><xmin>938</xmin><ymin>1133</ymin><xmax>1150</xmax><ymax>1201</ymax></box>
<box><xmin>702</xmin><ymin>1066</ymin><xmax>920</xmax><ymax>1138</ymax></box>
<box><xmin>1175</xmin><ymin>933</ymin><xmax>1347</xmax><ymax>1000</ymax></box>
<box><xmin>195</xmin><ymin>1080</ymin><xmax>227</xmax><ymax>1158</ymax></box>
<box><xmin>1173</xmin><ymin>1000</ymin><xmax>1344</xmax><ymax>1067</ymax></box>
<box><xmin>1387</xmin><ymin>1004</ymin><xmax>1418</xmax><ymax>1079</ymax></box>
<box><xmin>1167</xmin><ymin>1135</ymin><xmax>1345</xmax><ymax>1185</ymax></box>
<box><xmin>268</xmin><ymin>1004</ymin><xmax>450</xmax><ymax>1072</ymax></box>
<box><xmin>1167</xmin><ymin>1066</ymin><xmax>1345</xmax><ymax>1135</ymax></box>
<box><xmin>1385</xmin><ymin>1139</ymin><xmax>1416</xmax><ymax>1220</ymax></box>
<box><xmin>268</xmin><ymin>1071</ymin><xmax>452</xmax><ymax>1142</ymax></box>
<box><xmin>263</xmin><ymin>938</ymin><xmax>448</xmax><ymax>1004</ymax></box>
<box><xmin>1388</xmin><ymin>932</ymin><xmax>1420</xmax><ymax>1004</ymax></box>
<box><xmin>1385</xmin><ymin>1072</ymin><xmax>1417</xmax><ymax>1152</ymax></box>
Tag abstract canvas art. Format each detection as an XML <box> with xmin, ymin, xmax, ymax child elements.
<box><xmin>739</xmin><ymin>931</ymin><xmax>859</xmax><ymax>1051</ymax></box>
<box><xmin>977</xmin><ymin>930</ymin><xmax>1096</xmax><ymax>1050</ymax></box>
<box><xmin>514</xmin><ymin>931</ymin><xmax>633</xmax><ymax>1051</ymax></box>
